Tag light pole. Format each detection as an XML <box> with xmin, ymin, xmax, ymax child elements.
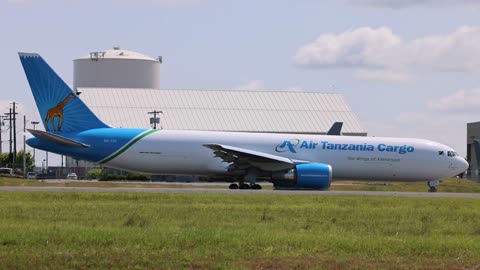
<box><xmin>31</xmin><ymin>121</ymin><xmax>39</xmax><ymax>167</ymax></box>
<box><xmin>4</xmin><ymin>110</ymin><xmax>12</xmax><ymax>168</ymax></box>
<box><xmin>23</xmin><ymin>115</ymin><xmax>26</xmax><ymax>178</ymax></box>
<box><xmin>0</xmin><ymin>116</ymin><xmax>6</xmax><ymax>154</ymax></box>
<box><xmin>148</xmin><ymin>110</ymin><xmax>163</xmax><ymax>129</ymax></box>
<box><xmin>12</xmin><ymin>102</ymin><xmax>17</xmax><ymax>172</ymax></box>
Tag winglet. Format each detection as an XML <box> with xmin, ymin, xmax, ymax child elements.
<box><xmin>326</xmin><ymin>122</ymin><xmax>343</xmax><ymax>136</ymax></box>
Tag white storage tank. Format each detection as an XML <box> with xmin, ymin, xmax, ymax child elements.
<box><xmin>73</xmin><ymin>47</ymin><xmax>161</xmax><ymax>90</ymax></box>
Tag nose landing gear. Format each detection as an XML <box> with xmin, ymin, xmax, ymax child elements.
<box><xmin>427</xmin><ymin>180</ymin><xmax>440</xmax><ymax>192</ymax></box>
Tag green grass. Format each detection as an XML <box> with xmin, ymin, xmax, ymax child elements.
<box><xmin>0</xmin><ymin>177</ymin><xmax>226</xmax><ymax>189</ymax></box>
<box><xmin>0</xmin><ymin>192</ymin><xmax>479</xmax><ymax>269</ymax></box>
<box><xmin>2</xmin><ymin>176</ymin><xmax>480</xmax><ymax>193</ymax></box>
<box><xmin>330</xmin><ymin>178</ymin><xmax>480</xmax><ymax>193</ymax></box>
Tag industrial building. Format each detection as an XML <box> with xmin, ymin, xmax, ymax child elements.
<box><xmin>78</xmin><ymin>88</ymin><xmax>366</xmax><ymax>135</ymax></box>
<box><xmin>66</xmin><ymin>47</ymin><xmax>367</xmax><ymax>172</ymax></box>
<box><xmin>467</xmin><ymin>122</ymin><xmax>478</xmax><ymax>177</ymax></box>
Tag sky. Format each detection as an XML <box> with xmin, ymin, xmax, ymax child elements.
<box><xmin>0</xmin><ymin>0</ymin><xmax>479</xmax><ymax>166</ymax></box>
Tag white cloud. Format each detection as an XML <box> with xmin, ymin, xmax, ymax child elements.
<box><xmin>0</xmin><ymin>99</ymin><xmax>39</xmax><ymax>159</ymax></box>
<box><xmin>361</xmin><ymin>84</ymin><xmax>480</xmax><ymax>158</ymax></box>
<box><xmin>294</xmin><ymin>26</ymin><xmax>480</xmax><ymax>82</ymax></box>
<box><xmin>352</xmin><ymin>0</ymin><xmax>480</xmax><ymax>9</ymax></box>
<box><xmin>234</xmin><ymin>80</ymin><xmax>267</xmax><ymax>91</ymax></box>
<box><xmin>406</xmin><ymin>26</ymin><xmax>480</xmax><ymax>73</ymax></box>
<box><xmin>285</xmin><ymin>86</ymin><xmax>305</xmax><ymax>92</ymax></box>
<box><xmin>0</xmin><ymin>100</ymin><xmax>27</xmax><ymax>115</ymax></box>
<box><xmin>234</xmin><ymin>80</ymin><xmax>305</xmax><ymax>92</ymax></box>
<box><xmin>354</xmin><ymin>69</ymin><xmax>410</xmax><ymax>83</ymax></box>
<box><xmin>115</xmin><ymin>0</ymin><xmax>203</xmax><ymax>7</ymax></box>
<box><xmin>0</xmin><ymin>99</ymin><xmax>42</xmax><ymax>132</ymax></box>
<box><xmin>365</xmin><ymin>111</ymin><xmax>469</xmax><ymax>157</ymax></box>
<box><xmin>365</xmin><ymin>88</ymin><xmax>480</xmax><ymax>156</ymax></box>
<box><xmin>395</xmin><ymin>111</ymin><xmax>436</xmax><ymax>125</ymax></box>
<box><xmin>5</xmin><ymin>0</ymin><xmax>199</xmax><ymax>7</ymax></box>
<box><xmin>293</xmin><ymin>27</ymin><xmax>401</xmax><ymax>68</ymax></box>
<box><xmin>6</xmin><ymin>0</ymin><xmax>31</xmax><ymax>4</ymax></box>
<box><xmin>427</xmin><ymin>88</ymin><xmax>480</xmax><ymax>113</ymax></box>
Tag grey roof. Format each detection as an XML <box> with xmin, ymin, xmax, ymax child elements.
<box><xmin>77</xmin><ymin>88</ymin><xmax>367</xmax><ymax>135</ymax></box>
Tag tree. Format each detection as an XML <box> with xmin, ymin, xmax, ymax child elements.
<box><xmin>14</xmin><ymin>150</ymin><xmax>34</xmax><ymax>172</ymax></box>
<box><xmin>0</xmin><ymin>153</ymin><xmax>9</xmax><ymax>167</ymax></box>
<box><xmin>0</xmin><ymin>151</ymin><xmax>34</xmax><ymax>172</ymax></box>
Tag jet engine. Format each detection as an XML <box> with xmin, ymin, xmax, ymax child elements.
<box><xmin>273</xmin><ymin>163</ymin><xmax>332</xmax><ymax>189</ymax></box>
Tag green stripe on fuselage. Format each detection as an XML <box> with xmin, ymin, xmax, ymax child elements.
<box><xmin>99</xmin><ymin>129</ymin><xmax>158</xmax><ymax>164</ymax></box>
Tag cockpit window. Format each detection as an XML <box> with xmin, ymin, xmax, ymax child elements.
<box><xmin>447</xmin><ymin>151</ymin><xmax>456</xmax><ymax>157</ymax></box>
<box><xmin>438</xmin><ymin>151</ymin><xmax>444</xmax><ymax>155</ymax></box>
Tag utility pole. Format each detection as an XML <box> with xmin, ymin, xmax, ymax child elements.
<box><xmin>23</xmin><ymin>115</ymin><xmax>26</xmax><ymax>178</ymax></box>
<box><xmin>12</xmin><ymin>102</ymin><xmax>17</xmax><ymax>171</ymax></box>
<box><xmin>0</xmin><ymin>116</ymin><xmax>4</xmax><ymax>154</ymax></box>
<box><xmin>148</xmin><ymin>110</ymin><xmax>163</xmax><ymax>129</ymax></box>
<box><xmin>4</xmin><ymin>109</ymin><xmax>12</xmax><ymax>168</ymax></box>
<box><xmin>0</xmin><ymin>116</ymin><xmax>8</xmax><ymax>154</ymax></box>
<box><xmin>31</xmin><ymin>121</ymin><xmax>39</xmax><ymax>167</ymax></box>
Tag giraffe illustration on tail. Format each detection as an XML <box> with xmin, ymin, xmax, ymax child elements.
<box><xmin>45</xmin><ymin>93</ymin><xmax>76</xmax><ymax>131</ymax></box>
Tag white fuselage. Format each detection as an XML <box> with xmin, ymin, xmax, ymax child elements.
<box><xmin>105</xmin><ymin>130</ymin><xmax>468</xmax><ymax>182</ymax></box>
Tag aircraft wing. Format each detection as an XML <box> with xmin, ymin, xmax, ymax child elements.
<box><xmin>203</xmin><ymin>144</ymin><xmax>299</xmax><ymax>173</ymax></box>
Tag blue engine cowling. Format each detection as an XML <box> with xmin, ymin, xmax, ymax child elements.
<box><xmin>273</xmin><ymin>163</ymin><xmax>332</xmax><ymax>190</ymax></box>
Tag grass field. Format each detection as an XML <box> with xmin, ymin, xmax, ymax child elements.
<box><xmin>0</xmin><ymin>192</ymin><xmax>479</xmax><ymax>269</ymax></box>
<box><xmin>1</xmin><ymin>176</ymin><xmax>480</xmax><ymax>193</ymax></box>
<box><xmin>0</xmin><ymin>177</ymin><xmax>226</xmax><ymax>189</ymax></box>
<box><xmin>330</xmin><ymin>178</ymin><xmax>480</xmax><ymax>193</ymax></box>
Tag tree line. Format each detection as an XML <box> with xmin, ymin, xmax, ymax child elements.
<box><xmin>0</xmin><ymin>151</ymin><xmax>34</xmax><ymax>172</ymax></box>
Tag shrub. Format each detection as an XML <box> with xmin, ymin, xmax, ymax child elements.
<box><xmin>126</xmin><ymin>173</ymin><xmax>150</xmax><ymax>181</ymax></box>
<box><xmin>100</xmin><ymin>174</ymin><xmax>126</xmax><ymax>181</ymax></box>
<box><xmin>86</xmin><ymin>168</ymin><xmax>104</xmax><ymax>180</ymax></box>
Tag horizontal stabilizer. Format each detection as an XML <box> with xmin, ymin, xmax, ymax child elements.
<box><xmin>28</xmin><ymin>129</ymin><xmax>90</xmax><ymax>148</ymax></box>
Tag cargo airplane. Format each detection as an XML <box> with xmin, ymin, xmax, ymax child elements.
<box><xmin>19</xmin><ymin>53</ymin><xmax>468</xmax><ymax>191</ymax></box>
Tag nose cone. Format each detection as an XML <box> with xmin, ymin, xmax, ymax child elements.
<box><xmin>458</xmin><ymin>157</ymin><xmax>469</xmax><ymax>173</ymax></box>
<box><xmin>451</xmin><ymin>157</ymin><xmax>469</xmax><ymax>176</ymax></box>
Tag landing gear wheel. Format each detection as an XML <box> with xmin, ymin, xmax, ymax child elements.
<box><xmin>239</xmin><ymin>183</ymin><xmax>250</xmax><ymax>189</ymax></box>
<box><xmin>427</xmin><ymin>180</ymin><xmax>439</xmax><ymax>192</ymax></box>
<box><xmin>229</xmin><ymin>183</ymin><xmax>239</xmax><ymax>189</ymax></box>
<box><xmin>251</xmin><ymin>184</ymin><xmax>262</xmax><ymax>190</ymax></box>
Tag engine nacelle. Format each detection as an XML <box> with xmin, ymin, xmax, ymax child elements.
<box><xmin>273</xmin><ymin>163</ymin><xmax>332</xmax><ymax>190</ymax></box>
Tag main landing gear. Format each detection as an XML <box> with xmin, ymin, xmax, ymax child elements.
<box><xmin>228</xmin><ymin>183</ymin><xmax>262</xmax><ymax>190</ymax></box>
<box><xmin>427</xmin><ymin>180</ymin><xmax>440</xmax><ymax>192</ymax></box>
<box><xmin>229</xmin><ymin>170</ymin><xmax>262</xmax><ymax>190</ymax></box>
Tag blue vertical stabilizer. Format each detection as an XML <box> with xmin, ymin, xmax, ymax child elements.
<box><xmin>18</xmin><ymin>53</ymin><xmax>109</xmax><ymax>133</ymax></box>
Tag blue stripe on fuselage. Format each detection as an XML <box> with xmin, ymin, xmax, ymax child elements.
<box><xmin>27</xmin><ymin>128</ymin><xmax>148</xmax><ymax>163</ymax></box>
